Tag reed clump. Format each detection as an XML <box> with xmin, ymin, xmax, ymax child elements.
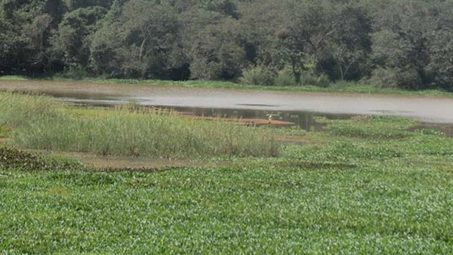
<box><xmin>0</xmin><ymin>92</ymin><xmax>279</xmax><ymax>158</ymax></box>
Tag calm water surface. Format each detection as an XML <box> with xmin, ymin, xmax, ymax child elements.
<box><xmin>64</xmin><ymin>96</ymin><xmax>351</xmax><ymax>131</ymax></box>
<box><xmin>2</xmin><ymin>80</ymin><xmax>453</xmax><ymax>135</ymax></box>
<box><xmin>59</xmin><ymin>95</ymin><xmax>453</xmax><ymax>136</ymax></box>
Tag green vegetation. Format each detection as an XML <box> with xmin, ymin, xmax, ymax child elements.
<box><xmin>1</xmin><ymin>112</ymin><xmax>452</xmax><ymax>253</ymax></box>
<box><xmin>0</xmin><ymin>75</ymin><xmax>28</xmax><ymax>81</ymax></box>
<box><xmin>0</xmin><ymin>146</ymin><xmax>84</xmax><ymax>171</ymax></box>
<box><xmin>3</xmin><ymin>75</ymin><xmax>453</xmax><ymax>98</ymax></box>
<box><xmin>2</xmin><ymin>1</ymin><xmax>453</xmax><ymax>252</ymax></box>
<box><xmin>0</xmin><ymin>92</ymin><xmax>278</xmax><ymax>158</ymax></box>
<box><xmin>0</xmin><ymin>126</ymin><xmax>7</xmax><ymax>138</ymax></box>
<box><xmin>1</xmin><ymin>0</ymin><xmax>453</xmax><ymax>91</ymax></box>
<box><xmin>89</xmin><ymin>79</ymin><xmax>453</xmax><ymax>97</ymax></box>
<box><xmin>322</xmin><ymin>116</ymin><xmax>415</xmax><ymax>140</ymax></box>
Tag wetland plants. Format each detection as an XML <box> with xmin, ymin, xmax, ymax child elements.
<box><xmin>0</xmin><ymin>92</ymin><xmax>278</xmax><ymax>158</ymax></box>
<box><xmin>0</xmin><ymin>92</ymin><xmax>452</xmax><ymax>254</ymax></box>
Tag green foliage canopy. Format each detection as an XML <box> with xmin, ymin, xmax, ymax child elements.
<box><xmin>0</xmin><ymin>0</ymin><xmax>452</xmax><ymax>89</ymax></box>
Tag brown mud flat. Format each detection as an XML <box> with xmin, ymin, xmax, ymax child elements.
<box><xmin>39</xmin><ymin>151</ymin><xmax>228</xmax><ymax>171</ymax></box>
<box><xmin>116</xmin><ymin>106</ymin><xmax>297</xmax><ymax>127</ymax></box>
<box><xmin>410</xmin><ymin>123</ymin><xmax>453</xmax><ymax>137</ymax></box>
<box><xmin>178</xmin><ymin>114</ymin><xmax>295</xmax><ymax>127</ymax></box>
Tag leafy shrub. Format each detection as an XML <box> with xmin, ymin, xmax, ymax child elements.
<box><xmin>240</xmin><ymin>65</ymin><xmax>276</xmax><ymax>86</ymax></box>
<box><xmin>369</xmin><ymin>68</ymin><xmax>397</xmax><ymax>88</ymax></box>
<box><xmin>59</xmin><ymin>65</ymin><xmax>90</xmax><ymax>80</ymax></box>
<box><xmin>370</xmin><ymin>67</ymin><xmax>423</xmax><ymax>89</ymax></box>
<box><xmin>301</xmin><ymin>72</ymin><xmax>330</xmax><ymax>87</ymax></box>
<box><xmin>251</xmin><ymin>66</ymin><xmax>331</xmax><ymax>87</ymax></box>
<box><xmin>274</xmin><ymin>68</ymin><xmax>298</xmax><ymax>86</ymax></box>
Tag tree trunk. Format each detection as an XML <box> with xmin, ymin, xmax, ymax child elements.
<box><xmin>139</xmin><ymin>37</ymin><xmax>148</xmax><ymax>61</ymax></box>
<box><xmin>291</xmin><ymin>57</ymin><xmax>302</xmax><ymax>85</ymax></box>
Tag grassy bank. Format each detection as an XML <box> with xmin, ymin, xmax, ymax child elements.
<box><xmin>112</xmin><ymin>80</ymin><xmax>452</xmax><ymax>97</ymax></box>
<box><xmin>0</xmin><ymin>92</ymin><xmax>278</xmax><ymax>158</ymax></box>
<box><xmin>1</xmin><ymin>75</ymin><xmax>452</xmax><ymax>97</ymax></box>
<box><xmin>1</xmin><ymin>115</ymin><xmax>452</xmax><ymax>253</ymax></box>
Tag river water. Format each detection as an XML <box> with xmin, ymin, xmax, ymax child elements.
<box><xmin>1</xmin><ymin>80</ymin><xmax>453</xmax><ymax>134</ymax></box>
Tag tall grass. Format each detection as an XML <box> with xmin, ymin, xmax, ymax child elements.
<box><xmin>0</xmin><ymin>92</ymin><xmax>279</xmax><ymax>158</ymax></box>
<box><xmin>0</xmin><ymin>92</ymin><xmax>62</xmax><ymax>127</ymax></box>
<box><xmin>0</xmin><ymin>126</ymin><xmax>7</xmax><ymax>138</ymax></box>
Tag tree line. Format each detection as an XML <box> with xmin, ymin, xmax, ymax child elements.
<box><xmin>1</xmin><ymin>0</ymin><xmax>453</xmax><ymax>90</ymax></box>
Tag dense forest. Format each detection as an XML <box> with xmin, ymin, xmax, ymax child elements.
<box><xmin>1</xmin><ymin>0</ymin><xmax>453</xmax><ymax>89</ymax></box>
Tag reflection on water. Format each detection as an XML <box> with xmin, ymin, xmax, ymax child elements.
<box><xmin>56</xmin><ymin>94</ymin><xmax>351</xmax><ymax>130</ymax></box>
<box><xmin>45</xmin><ymin>91</ymin><xmax>131</xmax><ymax>106</ymax></box>
<box><xmin>51</xmin><ymin>93</ymin><xmax>453</xmax><ymax>135</ymax></box>
<box><xmin>161</xmin><ymin>106</ymin><xmax>351</xmax><ymax>131</ymax></box>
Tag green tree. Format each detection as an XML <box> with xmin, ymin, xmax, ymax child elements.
<box><xmin>0</xmin><ymin>0</ymin><xmax>66</xmax><ymax>74</ymax></box>
<box><xmin>238</xmin><ymin>0</ymin><xmax>285</xmax><ymax>67</ymax></box>
<box><xmin>189</xmin><ymin>17</ymin><xmax>245</xmax><ymax>80</ymax></box>
<box><xmin>65</xmin><ymin>0</ymin><xmax>114</xmax><ymax>10</ymax></box>
<box><xmin>370</xmin><ymin>0</ymin><xmax>435</xmax><ymax>89</ymax></box>
<box><xmin>0</xmin><ymin>13</ymin><xmax>28</xmax><ymax>74</ymax></box>
<box><xmin>276</xmin><ymin>0</ymin><xmax>337</xmax><ymax>84</ymax></box>
<box><xmin>90</xmin><ymin>0</ymin><xmax>185</xmax><ymax>79</ymax></box>
<box><xmin>0</xmin><ymin>0</ymin><xmax>452</xmax><ymax>88</ymax></box>
<box><xmin>327</xmin><ymin>5</ymin><xmax>372</xmax><ymax>81</ymax></box>
<box><xmin>197</xmin><ymin>0</ymin><xmax>238</xmax><ymax>18</ymax></box>
<box><xmin>51</xmin><ymin>6</ymin><xmax>107</xmax><ymax>69</ymax></box>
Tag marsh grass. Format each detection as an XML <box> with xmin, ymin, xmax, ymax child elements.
<box><xmin>282</xmin><ymin>115</ymin><xmax>453</xmax><ymax>169</ymax></box>
<box><xmin>0</xmin><ymin>91</ymin><xmax>62</xmax><ymax>128</ymax></box>
<box><xmin>1</xmin><ymin>103</ymin><xmax>453</xmax><ymax>253</ymax></box>
<box><xmin>0</xmin><ymin>126</ymin><xmax>8</xmax><ymax>138</ymax></box>
<box><xmin>320</xmin><ymin>116</ymin><xmax>415</xmax><ymax>139</ymax></box>
<box><xmin>0</xmin><ymin>92</ymin><xmax>279</xmax><ymax>158</ymax></box>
